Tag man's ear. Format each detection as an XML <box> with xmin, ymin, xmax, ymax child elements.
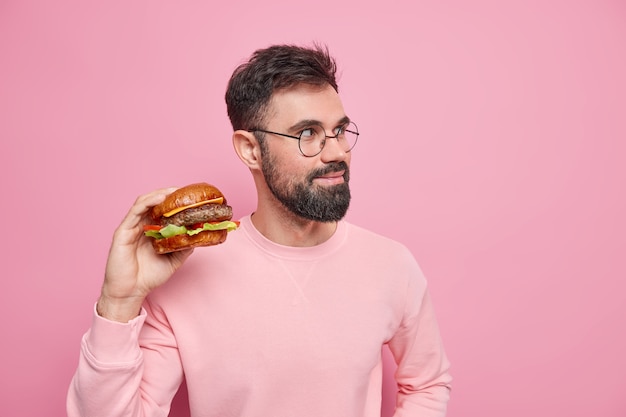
<box><xmin>232</xmin><ymin>130</ymin><xmax>262</xmax><ymax>169</ymax></box>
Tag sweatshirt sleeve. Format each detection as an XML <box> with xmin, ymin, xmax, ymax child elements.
<box><xmin>66</xmin><ymin>303</ymin><xmax>184</xmax><ymax>417</ymax></box>
<box><xmin>388</xmin><ymin>278</ymin><xmax>452</xmax><ymax>417</ymax></box>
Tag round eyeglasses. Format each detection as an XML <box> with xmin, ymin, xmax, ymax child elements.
<box><xmin>248</xmin><ymin>121</ymin><xmax>359</xmax><ymax>157</ymax></box>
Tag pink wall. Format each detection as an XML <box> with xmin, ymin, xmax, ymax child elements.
<box><xmin>1</xmin><ymin>1</ymin><xmax>625</xmax><ymax>416</ymax></box>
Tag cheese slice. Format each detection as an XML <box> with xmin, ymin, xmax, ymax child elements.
<box><xmin>162</xmin><ymin>197</ymin><xmax>224</xmax><ymax>217</ymax></box>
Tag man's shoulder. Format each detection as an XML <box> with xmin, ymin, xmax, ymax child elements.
<box><xmin>343</xmin><ymin>220</ymin><xmax>403</xmax><ymax>243</ymax></box>
<box><xmin>342</xmin><ymin>221</ymin><xmax>413</xmax><ymax>256</ymax></box>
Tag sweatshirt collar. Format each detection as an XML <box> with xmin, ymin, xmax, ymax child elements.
<box><xmin>239</xmin><ymin>214</ymin><xmax>347</xmax><ymax>260</ymax></box>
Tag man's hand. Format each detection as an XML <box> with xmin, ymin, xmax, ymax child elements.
<box><xmin>96</xmin><ymin>187</ymin><xmax>193</xmax><ymax>322</ymax></box>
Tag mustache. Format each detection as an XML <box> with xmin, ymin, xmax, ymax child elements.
<box><xmin>308</xmin><ymin>161</ymin><xmax>350</xmax><ymax>182</ymax></box>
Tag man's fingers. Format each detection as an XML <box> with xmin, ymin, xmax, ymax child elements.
<box><xmin>121</xmin><ymin>187</ymin><xmax>179</xmax><ymax>228</ymax></box>
<box><xmin>112</xmin><ymin>187</ymin><xmax>179</xmax><ymax>246</ymax></box>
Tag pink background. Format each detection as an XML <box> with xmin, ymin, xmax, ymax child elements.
<box><xmin>1</xmin><ymin>1</ymin><xmax>625</xmax><ymax>416</ymax></box>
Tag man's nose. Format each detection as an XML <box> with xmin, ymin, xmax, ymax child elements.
<box><xmin>319</xmin><ymin>135</ymin><xmax>348</xmax><ymax>162</ymax></box>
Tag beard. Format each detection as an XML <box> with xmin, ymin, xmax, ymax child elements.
<box><xmin>261</xmin><ymin>151</ymin><xmax>351</xmax><ymax>222</ymax></box>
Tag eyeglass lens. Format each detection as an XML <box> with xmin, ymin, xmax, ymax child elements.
<box><xmin>299</xmin><ymin>122</ymin><xmax>359</xmax><ymax>156</ymax></box>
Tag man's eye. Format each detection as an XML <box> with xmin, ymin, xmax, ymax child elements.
<box><xmin>300</xmin><ymin>128</ymin><xmax>316</xmax><ymax>138</ymax></box>
<box><xmin>334</xmin><ymin>125</ymin><xmax>347</xmax><ymax>136</ymax></box>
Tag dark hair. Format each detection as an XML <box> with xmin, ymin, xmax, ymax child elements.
<box><xmin>225</xmin><ymin>43</ymin><xmax>338</xmax><ymax>131</ymax></box>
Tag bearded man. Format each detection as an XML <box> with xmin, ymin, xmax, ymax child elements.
<box><xmin>67</xmin><ymin>43</ymin><xmax>452</xmax><ymax>417</ymax></box>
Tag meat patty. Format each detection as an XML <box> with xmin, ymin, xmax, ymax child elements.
<box><xmin>161</xmin><ymin>204</ymin><xmax>233</xmax><ymax>226</ymax></box>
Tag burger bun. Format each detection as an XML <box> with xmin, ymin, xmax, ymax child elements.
<box><xmin>151</xmin><ymin>229</ymin><xmax>228</xmax><ymax>254</ymax></box>
<box><xmin>151</xmin><ymin>183</ymin><xmax>225</xmax><ymax>221</ymax></box>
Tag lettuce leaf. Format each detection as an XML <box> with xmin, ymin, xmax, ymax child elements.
<box><xmin>144</xmin><ymin>221</ymin><xmax>239</xmax><ymax>239</ymax></box>
<box><xmin>188</xmin><ymin>220</ymin><xmax>239</xmax><ymax>235</ymax></box>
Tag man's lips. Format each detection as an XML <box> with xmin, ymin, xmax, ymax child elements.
<box><xmin>317</xmin><ymin>170</ymin><xmax>345</xmax><ymax>179</ymax></box>
<box><xmin>313</xmin><ymin>170</ymin><xmax>346</xmax><ymax>185</ymax></box>
<box><xmin>309</xmin><ymin>162</ymin><xmax>350</xmax><ymax>184</ymax></box>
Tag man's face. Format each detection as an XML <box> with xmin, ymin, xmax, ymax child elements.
<box><xmin>259</xmin><ymin>84</ymin><xmax>352</xmax><ymax>222</ymax></box>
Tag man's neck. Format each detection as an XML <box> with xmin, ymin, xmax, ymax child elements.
<box><xmin>250</xmin><ymin>209</ymin><xmax>338</xmax><ymax>247</ymax></box>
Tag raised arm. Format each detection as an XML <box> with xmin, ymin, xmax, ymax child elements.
<box><xmin>67</xmin><ymin>187</ymin><xmax>193</xmax><ymax>417</ymax></box>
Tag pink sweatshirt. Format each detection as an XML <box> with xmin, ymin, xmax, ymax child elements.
<box><xmin>67</xmin><ymin>215</ymin><xmax>451</xmax><ymax>417</ymax></box>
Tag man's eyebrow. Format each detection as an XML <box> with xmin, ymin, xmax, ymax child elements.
<box><xmin>288</xmin><ymin>116</ymin><xmax>351</xmax><ymax>133</ymax></box>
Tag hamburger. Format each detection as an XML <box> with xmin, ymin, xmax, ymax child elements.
<box><xmin>143</xmin><ymin>182</ymin><xmax>239</xmax><ymax>254</ymax></box>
